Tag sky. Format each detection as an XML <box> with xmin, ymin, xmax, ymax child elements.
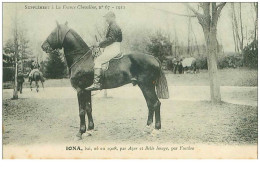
<box><xmin>3</xmin><ymin>2</ymin><xmax>256</xmax><ymax>59</ymax></box>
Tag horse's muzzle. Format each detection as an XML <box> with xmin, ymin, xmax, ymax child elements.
<box><xmin>41</xmin><ymin>40</ymin><xmax>53</xmax><ymax>53</ymax></box>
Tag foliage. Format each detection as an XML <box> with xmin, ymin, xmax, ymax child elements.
<box><xmin>147</xmin><ymin>31</ymin><xmax>172</xmax><ymax>61</ymax></box>
<box><xmin>122</xmin><ymin>27</ymin><xmax>151</xmax><ymax>53</ymax></box>
<box><xmin>217</xmin><ymin>54</ymin><xmax>243</xmax><ymax>69</ymax></box>
<box><xmin>3</xmin><ymin>26</ymin><xmax>34</xmax><ymax>72</ymax></box>
<box><xmin>195</xmin><ymin>56</ymin><xmax>208</xmax><ymax>70</ymax></box>
<box><xmin>3</xmin><ymin>67</ymin><xmax>15</xmax><ymax>82</ymax></box>
<box><xmin>3</xmin><ymin>39</ymin><xmax>16</xmax><ymax>67</ymax></box>
<box><xmin>243</xmin><ymin>40</ymin><xmax>258</xmax><ymax>69</ymax></box>
<box><xmin>44</xmin><ymin>50</ymin><xmax>67</xmax><ymax>79</ymax></box>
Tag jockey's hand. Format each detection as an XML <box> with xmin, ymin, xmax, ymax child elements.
<box><xmin>93</xmin><ymin>41</ymin><xmax>99</xmax><ymax>47</ymax></box>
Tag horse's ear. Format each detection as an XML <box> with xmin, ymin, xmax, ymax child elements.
<box><xmin>56</xmin><ymin>20</ymin><xmax>60</xmax><ymax>27</ymax></box>
<box><xmin>65</xmin><ymin>21</ymin><xmax>68</xmax><ymax>26</ymax></box>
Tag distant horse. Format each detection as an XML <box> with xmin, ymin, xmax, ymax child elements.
<box><xmin>42</xmin><ymin>22</ymin><xmax>169</xmax><ymax>140</ymax></box>
<box><xmin>17</xmin><ymin>73</ymin><xmax>25</xmax><ymax>94</ymax></box>
<box><xmin>182</xmin><ymin>57</ymin><xmax>197</xmax><ymax>74</ymax></box>
<box><xmin>29</xmin><ymin>70</ymin><xmax>45</xmax><ymax>92</ymax></box>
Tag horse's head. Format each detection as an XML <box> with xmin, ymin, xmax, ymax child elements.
<box><xmin>42</xmin><ymin>21</ymin><xmax>69</xmax><ymax>53</ymax></box>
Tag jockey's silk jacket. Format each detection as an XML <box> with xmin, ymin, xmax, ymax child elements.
<box><xmin>99</xmin><ymin>21</ymin><xmax>122</xmax><ymax>48</ymax></box>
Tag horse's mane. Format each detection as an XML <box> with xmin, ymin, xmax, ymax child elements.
<box><xmin>68</xmin><ymin>28</ymin><xmax>89</xmax><ymax>50</ymax></box>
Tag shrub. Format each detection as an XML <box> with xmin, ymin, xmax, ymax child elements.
<box><xmin>218</xmin><ymin>54</ymin><xmax>243</xmax><ymax>69</ymax></box>
<box><xmin>3</xmin><ymin>67</ymin><xmax>15</xmax><ymax>82</ymax></box>
<box><xmin>147</xmin><ymin>31</ymin><xmax>172</xmax><ymax>62</ymax></box>
<box><xmin>195</xmin><ymin>56</ymin><xmax>208</xmax><ymax>69</ymax></box>
<box><xmin>243</xmin><ymin>40</ymin><xmax>258</xmax><ymax>69</ymax></box>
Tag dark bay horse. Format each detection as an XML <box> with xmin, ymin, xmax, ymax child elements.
<box><xmin>29</xmin><ymin>71</ymin><xmax>45</xmax><ymax>92</ymax></box>
<box><xmin>42</xmin><ymin>22</ymin><xmax>169</xmax><ymax>140</ymax></box>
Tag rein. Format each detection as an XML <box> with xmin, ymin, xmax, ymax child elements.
<box><xmin>68</xmin><ymin>49</ymin><xmax>92</xmax><ymax>70</ymax></box>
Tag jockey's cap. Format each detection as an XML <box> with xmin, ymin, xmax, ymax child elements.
<box><xmin>103</xmin><ymin>11</ymin><xmax>115</xmax><ymax>18</ymax></box>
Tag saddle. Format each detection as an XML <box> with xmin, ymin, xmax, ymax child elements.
<box><xmin>101</xmin><ymin>53</ymin><xmax>124</xmax><ymax>71</ymax></box>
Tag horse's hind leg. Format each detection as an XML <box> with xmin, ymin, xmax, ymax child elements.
<box><xmin>20</xmin><ymin>83</ymin><xmax>23</xmax><ymax>94</ymax></box>
<box><xmin>41</xmin><ymin>81</ymin><xmax>44</xmax><ymax>90</ymax></box>
<box><xmin>36</xmin><ymin>81</ymin><xmax>39</xmax><ymax>92</ymax></box>
<box><xmin>30</xmin><ymin>81</ymin><xmax>32</xmax><ymax>91</ymax></box>
<box><xmin>140</xmin><ymin>84</ymin><xmax>161</xmax><ymax>134</ymax></box>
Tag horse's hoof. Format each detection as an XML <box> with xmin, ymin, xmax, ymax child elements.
<box><xmin>143</xmin><ymin>125</ymin><xmax>153</xmax><ymax>134</ymax></box>
<box><xmin>151</xmin><ymin>129</ymin><xmax>160</xmax><ymax>137</ymax></box>
<box><xmin>74</xmin><ymin>135</ymin><xmax>82</xmax><ymax>141</ymax></box>
<box><xmin>84</xmin><ymin>130</ymin><xmax>94</xmax><ymax>137</ymax></box>
<box><xmin>74</xmin><ymin>132</ymin><xmax>83</xmax><ymax>140</ymax></box>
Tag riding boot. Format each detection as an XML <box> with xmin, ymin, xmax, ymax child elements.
<box><xmin>85</xmin><ymin>68</ymin><xmax>102</xmax><ymax>91</ymax></box>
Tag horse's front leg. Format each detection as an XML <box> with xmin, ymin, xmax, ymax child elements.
<box><xmin>76</xmin><ymin>89</ymin><xmax>87</xmax><ymax>140</ymax></box>
<box><xmin>85</xmin><ymin>91</ymin><xmax>94</xmax><ymax>135</ymax></box>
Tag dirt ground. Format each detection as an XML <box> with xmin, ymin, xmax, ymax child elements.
<box><xmin>2</xmin><ymin>85</ymin><xmax>258</xmax><ymax>146</ymax></box>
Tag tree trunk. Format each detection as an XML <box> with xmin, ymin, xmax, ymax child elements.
<box><xmin>191</xmin><ymin>27</ymin><xmax>200</xmax><ymax>56</ymax></box>
<box><xmin>12</xmin><ymin>10</ymin><xmax>18</xmax><ymax>100</ymax></box>
<box><xmin>231</xmin><ymin>11</ymin><xmax>238</xmax><ymax>52</ymax></box>
<box><xmin>187</xmin><ymin>16</ymin><xmax>191</xmax><ymax>55</ymax></box>
<box><xmin>254</xmin><ymin>2</ymin><xmax>258</xmax><ymax>50</ymax></box>
<box><xmin>204</xmin><ymin>28</ymin><xmax>221</xmax><ymax>103</ymax></box>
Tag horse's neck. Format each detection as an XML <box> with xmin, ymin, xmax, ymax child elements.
<box><xmin>63</xmin><ymin>30</ymin><xmax>90</xmax><ymax>67</ymax></box>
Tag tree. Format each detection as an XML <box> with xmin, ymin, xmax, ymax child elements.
<box><xmin>243</xmin><ymin>40</ymin><xmax>258</xmax><ymax>68</ymax></box>
<box><xmin>12</xmin><ymin>9</ymin><xmax>19</xmax><ymax>99</ymax></box>
<box><xmin>231</xmin><ymin>3</ymin><xmax>244</xmax><ymax>56</ymax></box>
<box><xmin>45</xmin><ymin>50</ymin><xmax>67</xmax><ymax>79</ymax></box>
<box><xmin>253</xmin><ymin>3</ymin><xmax>258</xmax><ymax>50</ymax></box>
<box><xmin>187</xmin><ymin>3</ymin><xmax>226</xmax><ymax>103</ymax></box>
<box><xmin>18</xmin><ymin>28</ymin><xmax>32</xmax><ymax>72</ymax></box>
<box><xmin>147</xmin><ymin>30</ymin><xmax>172</xmax><ymax>61</ymax></box>
<box><xmin>4</xmin><ymin>22</ymin><xmax>33</xmax><ymax>73</ymax></box>
<box><xmin>3</xmin><ymin>39</ymin><xmax>15</xmax><ymax>66</ymax></box>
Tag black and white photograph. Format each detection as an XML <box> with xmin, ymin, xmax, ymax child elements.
<box><xmin>2</xmin><ymin>2</ymin><xmax>258</xmax><ymax>159</ymax></box>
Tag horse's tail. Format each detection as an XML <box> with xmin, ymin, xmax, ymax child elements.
<box><xmin>156</xmin><ymin>69</ymin><xmax>169</xmax><ymax>99</ymax></box>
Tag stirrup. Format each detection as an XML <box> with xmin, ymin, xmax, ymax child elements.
<box><xmin>85</xmin><ymin>83</ymin><xmax>102</xmax><ymax>91</ymax></box>
<box><xmin>131</xmin><ymin>78</ymin><xmax>138</xmax><ymax>86</ymax></box>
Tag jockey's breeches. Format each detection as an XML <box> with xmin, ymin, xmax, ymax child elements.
<box><xmin>94</xmin><ymin>42</ymin><xmax>121</xmax><ymax>68</ymax></box>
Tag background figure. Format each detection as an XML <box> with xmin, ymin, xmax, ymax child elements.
<box><xmin>28</xmin><ymin>60</ymin><xmax>40</xmax><ymax>82</ymax></box>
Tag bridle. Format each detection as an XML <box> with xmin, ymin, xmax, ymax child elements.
<box><xmin>46</xmin><ymin>26</ymin><xmax>102</xmax><ymax>71</ymax></box>
<box><xmin>57</xmin><ymin>26</ymin><xmax>69</xmax><ymax>49</ymax></box>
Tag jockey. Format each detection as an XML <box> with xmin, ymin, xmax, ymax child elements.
<box><xmin>86</xmin><ymin>11</ymin><xmax>122</xmax><ymax>91</ymax></box>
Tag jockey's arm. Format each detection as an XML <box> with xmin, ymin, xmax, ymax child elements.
<box><xmin>99</xmin><ymin>24</ymin><xmax>121</xmax><ymax>48</ymax></box>
<box><xmin>99</xmin><ymin>33</ymin><xmax>116</xmax><ymax>48</ymax></box>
